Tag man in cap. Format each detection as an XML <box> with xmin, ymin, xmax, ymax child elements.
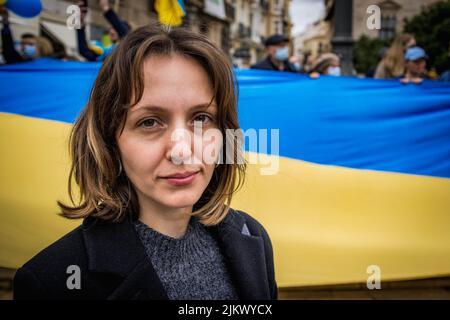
<box><xmin>251</xmin><ymin>34</ymin><xmax>297</xmax><ymax>72</ymax></box>
<box><xmin>401</xmin><ymin>47</ymin><xmax>428</xmax><ymax>84</ymax></box>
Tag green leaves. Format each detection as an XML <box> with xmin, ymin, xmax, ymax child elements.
<box><xmin>404</xmin><ymin>0</ymin><xmax>450</xmax><ymax>74</ymax></box>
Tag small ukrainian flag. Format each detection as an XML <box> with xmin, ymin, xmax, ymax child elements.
<box><xmin>155</xmin><ymin>0</ymin><xmax>186</xmax><ymax>27</ymax></box>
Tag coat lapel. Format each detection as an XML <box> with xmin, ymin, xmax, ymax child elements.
<box><xmin>209</xmin><ymin>209</ymin><xmax>271</xmax><ymax>300</ymax></box>
<box><xmin>82</xmin><ymin>215</ymin><xmax>168</xmax><ymax>300</ymax></box>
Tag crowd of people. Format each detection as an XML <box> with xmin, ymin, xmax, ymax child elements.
<box><xmin>0</xmin><ymin>0</ymin><xmax>129</xmax><ymax>64</ymax></box>
<box><xmin>0</xmin><ymin>1</ymin><xmax>449</xmax><ymax>85</ymax></box>
<box><xmin>250</xmin><ymin>32</ymin><xmax>449</xmax><ymax>84</ymax></box>
<box><xmin>0</xmin><ymin>7</ymin><xmax>54</xmax><ymax>63</ymax></box>
<box><xmin>76</xmin><ymin>0</ymin><xmax>130</xmax><ymax>62</ymax></box>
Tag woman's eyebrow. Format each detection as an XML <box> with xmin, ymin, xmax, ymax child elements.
<box><xmin>131</xmin><ymin>105</ymin><xmax>167</xmax><ymax>114</ymax></box>
<box><xmin>131</xmin><ymin>103</ymin><xmax>217</xmax><ymax>114</ymax></box>
<box><xmin>190</xmin><ymin>103</ymin><xmax>218</xmax><ymax>112</ymax></box>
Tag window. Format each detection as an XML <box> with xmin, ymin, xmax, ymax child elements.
<box><xmin>380</xmin><ymin>15</ymin><xmax>396</xmax><ymax>40</ymax></box>
<box><xmin>378</xmin><ymin>0</ymin><xmax>400</xmax><ymax>40</ymax></box>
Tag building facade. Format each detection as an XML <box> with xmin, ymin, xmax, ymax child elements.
<box><xmin>230</xmin><ymin>0</ymin><xmax>292</xmax><ymax>68</ymax></box>
<box><xmin>292</xmin><ymin>0</ymin><xmax>443</xmax><ymax>74</ymax></box>
<box><xmin>352</xmin><ymin>0</ymin><xmax>442</xmax><ymax>41</ymax></box>
<box><xmin>1</xmin><ymin>0</ymin><xmax>155</xmax><ymax>59</ymax></box>
<box><xmin>1</xmin><ymin>0</ymin><xmax>292</xmax><ymax>66</ymax></box>
<box><xmin>292</xmin><ymin>0</ymin><xmax>333</xmax><ymax>61</ymax></box>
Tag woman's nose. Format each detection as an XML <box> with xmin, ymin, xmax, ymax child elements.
<box><xmin>167</xmin><ymin>127</ymin><xmax>193</xmax><ymax>165</ymax></box>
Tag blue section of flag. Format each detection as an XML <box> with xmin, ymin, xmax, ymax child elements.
<box><xmin>1</xmin><ymin>58</ymin><xmax>450</xmax><ymax>178</ymax></box>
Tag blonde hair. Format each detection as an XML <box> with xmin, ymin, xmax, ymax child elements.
<box><xmin>36</xmin><ymin>36</ymin><xmax>54</xmax><ymax>57</ymax></box>
<box><xmin>380</xmin><ymin>34</ymin><xmax>414</xmax><ymax>78</ymax></box>
<box><xmin>58</xmin><ymin>24</ymin><xmax>246</xmax><ymax>226</ymax></box>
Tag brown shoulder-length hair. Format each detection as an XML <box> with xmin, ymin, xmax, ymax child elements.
<box><xmin>58</xmin><ymin>24</ymin><xmax>246</xmax><ymax>226</ymax></box>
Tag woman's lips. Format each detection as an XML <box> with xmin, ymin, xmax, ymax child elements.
<box><xmin>161</xmin><ymin>171</ymin><xmax>199</xmax><ymax>186</ymax></box>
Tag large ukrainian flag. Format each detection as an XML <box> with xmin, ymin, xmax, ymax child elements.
<box><xmin>1</xmin><ymin>59</ymin><xmax>449</xmax><ymax>287</ymax></box>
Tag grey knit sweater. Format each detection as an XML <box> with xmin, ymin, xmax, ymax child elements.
<box><xmin>134</xmin><ymin>216</ymin><xmax>239</xmax><ymax>300</ymax></box>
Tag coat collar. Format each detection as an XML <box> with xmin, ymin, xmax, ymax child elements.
<box><xmin>211</xmin><ymin>209</ymin><xmax>271</xmax><ymax>299</ymax></box>
<box><xmin>82</xmin><ymin>208</ymin><xmax>270</xmax><ymax>300</ymax></box>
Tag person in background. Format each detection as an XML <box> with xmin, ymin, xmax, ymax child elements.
<box><xmin>0</xmin><ymin>7</ymin><xmax>54</xmax><ymax>64</ymax></box>
<box><xmin>35</xmin><ymin>36</ymin><xmax>54</xmax><ymax>57</ymax></box>
<box><xmin>301</xmin><ymin>51</ymin><xmax>314</xmax><ymax>73</ymax></box>
<box><xmin>441</xmin><ymin>69</ymin><xmax>450</xmax><ymax>82</ymax></box>
<box><xmin>0</xmin><ymin>48</ymin><xmax>4</xmax><ymax>64</ymax></box>
<box><xmin>439</xmin><ymin>44</ymin><xmax>450</xmax><ymax>82</ymax></box>
<box><xmin>308</xmin><ymin>53</ymin><xmax>341</xmax><ymax>78</ymax></box>
<box><xmin>400</xmin><ymin>47</ymin><xmax>428</xmax><ymax>84</ymax></box>
<box><xmin>251</xmin><ymin>34</ymin><xmax>297</xmax><ymax>73</ymax></box>
<box><xmin>366</xmin><ymin>47</ymin><xmax>387</xmax><ymax>78</ymax></box>
<box><xmin>289</xmin><ymin>54</ymin><xmax>302</xmax><ymax>73</ymax></box>
<box><xmin>77</xmin><ymin>0</ymin><xmax>130</xmax><ymax>61</ymax></box>
<box><xmin>374</xmin><ymin>34</ymin><xmax>416</xmax><ymax>79</ymax></box>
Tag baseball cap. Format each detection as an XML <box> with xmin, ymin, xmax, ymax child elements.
<box><xmin>405</xmin><ymin>47</ymin><xmax>428</xmax><ymax>61</ymax></box>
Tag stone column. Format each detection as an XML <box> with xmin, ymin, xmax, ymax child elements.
<box><xmin>331</xmin><ymin>0</ymin><xmax>354</xmax><ymax>75</ymax></box>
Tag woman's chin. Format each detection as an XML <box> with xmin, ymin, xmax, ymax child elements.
<box><xmin>157</xmin><ymin>192</ymin><xmax>202</xmax><ymax>210</ymax></box>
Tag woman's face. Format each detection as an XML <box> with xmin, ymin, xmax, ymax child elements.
<box><xmin>117</xmin><ymin>54</ymin><xmax>221</xmax><ymax>213</ymax></box>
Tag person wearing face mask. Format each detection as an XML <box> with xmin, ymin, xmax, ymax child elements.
<box><xmin>308</xmin><ymin>53</ymin><xmax>341</xmax><ymax>78</ymax></box>
<box><xmin>0</xmin><ymin>7</ymin><xmax>54</xmax><ymax>64</ymax></box>
<box><xmin>289</xmin><ymin>54</ymin><xmax>303</xmax><ymax>72</ymax></box>
<box><xmin>251</xmin><ymin>34</ymin><xmax>298</xmax><ymax>73</ymax></box>
<box><xmin>19</xmin><ymin>33</ymin><xmax>38</xmax><ymax>60</ymax></box>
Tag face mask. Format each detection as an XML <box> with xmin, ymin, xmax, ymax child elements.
<box><xmin>22</xmin><ymin>44</ymin><xmax>37</xmax><ymax>59</ymax></box>
<box><xmin>275</xmin><ymin>47</ymin><xmax>289</xmax><ymax>61</ymax></box>
<box><xmin>293</xmin><ymin>62</ymin><xmax>301</xmax><ymax>71</ymax></box>
<box><xmin>327</xmin><ymin>66</ymin><xmax>341</xmax><ymax>76</ymax></box>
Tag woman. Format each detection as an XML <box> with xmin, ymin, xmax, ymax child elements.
<box><xmin>13</xmin><ymin>25</ymin><xmax>277</xmax><ymax>300</ymax></box>
<box><xmin>374</xmin><ymin>34</ymin><xmax>416</xmax><ymax>79</ymax></box>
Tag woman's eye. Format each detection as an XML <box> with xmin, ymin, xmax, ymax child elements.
<box><xmin>139</xmin><ymin>118</ymin><xmax>160</xmax><ymax>129</ymax></box>
<box><xmin>194</xmin><ymin>114</ymin><xmax>213</xmax><ymax>124</ymax></box>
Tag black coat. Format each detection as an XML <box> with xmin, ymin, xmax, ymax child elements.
<box><xmin>251</xmin><ymin>56</ymin><xmax>298</xmax><ymax>73</ymax></box>
<box><xmin>13</xmin><ymin>208</ymin><xmax>277</xmax><ymax>300</ymax></box>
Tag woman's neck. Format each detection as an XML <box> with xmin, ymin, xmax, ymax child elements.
<box><xmin>137</xmin><ymin>197</ymin><xmax>193</xmax><ymax>239</ymax></box>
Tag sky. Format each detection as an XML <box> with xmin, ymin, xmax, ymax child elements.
<box><xmin>290</xmin><ymin>0</ymin><xmax>326</xmax><ymax>36</ymax></box>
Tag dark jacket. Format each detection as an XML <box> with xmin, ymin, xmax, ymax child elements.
<box><xmin>13</xmin><ymin>208</ymin><xmax>277</xmax><ymax>300</ymax></box>
<box><xmin>1</xmin><ymin>24</ymin><xmax>28</xmax><ymax>64</ymax></box>
<box><xmin>77</xmin><ymin>9</ymin><xmax>129</xmax><ymax>61</ymax></box>
<box><xmin>251</xmin><ymin>56</ymin><xmax>297</xmax><ymax>73</ymax></box>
